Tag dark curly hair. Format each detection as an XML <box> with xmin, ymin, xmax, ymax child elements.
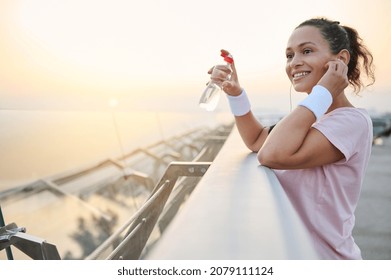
<box><xmin>296</xmin><ymin>18</ymin><xmax>375</xmax><ymax>93</ymax></box>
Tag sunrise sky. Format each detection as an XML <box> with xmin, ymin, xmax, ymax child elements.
<box><xmin>1</xmin><ymin>0</ymin><xmax>390</xmax><ymax>112</ymax></box>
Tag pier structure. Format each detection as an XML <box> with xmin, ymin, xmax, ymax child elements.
<box><xmin>1</xmin><ymin>113</ymin><xmax>390</xmax><ymax>260</ymax></box>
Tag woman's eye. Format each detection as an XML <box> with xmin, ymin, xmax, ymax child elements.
<box><xmin>303</xmin><ymin>49</ymin><xmax>312</xmax><ymax>54</ymax></box>
<box><xmin>286</xmin><ymin>53</ymin><xmax>293</xmax><ymax>59</ymax></box>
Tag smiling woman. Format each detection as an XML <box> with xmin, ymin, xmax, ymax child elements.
<box><xmin>209</xmin><ymin>17</ymin><xmax>376</xmax><ymax>259</ymax></box>
<box><xmin>285</xmin><ymin>28</ymin><xmax>334</xmax><ymax>94</ymax></box>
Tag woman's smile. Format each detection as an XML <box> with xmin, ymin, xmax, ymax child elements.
<box><xmin>292</xmin><ymin>71</ymin><xmax>311</xmax><ymax>82</ymax></box>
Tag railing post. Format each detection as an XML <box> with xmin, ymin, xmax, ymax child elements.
<box><xmin>0</xmin><ymin>206</ymin><xmax>13</xmax><ymax>260</ymax></box>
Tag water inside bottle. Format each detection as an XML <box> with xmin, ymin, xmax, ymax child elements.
<box><xmin>199</xmin><ymin>82</ymin><xmax>221</xmax><ymax>111</ymax></box>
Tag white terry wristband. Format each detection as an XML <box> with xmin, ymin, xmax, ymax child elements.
<box><xmin>298</xmin><ymin>85</ymin><xmax>333</xmax><ymax>121</ymax></box>
<box><xmin>226</xmin><ymin>89</ymin><xmax>251</xmax><ymax>116</ymax></box>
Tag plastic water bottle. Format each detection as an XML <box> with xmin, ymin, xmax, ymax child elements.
<box><xmin>199</xmin><ymin>51</ymin><xmax>233</xmax><ymax>111</ymax></box>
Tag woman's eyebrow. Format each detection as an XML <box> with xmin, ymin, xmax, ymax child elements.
<box><xmin>286</xmin><ymin>41</ymin><xmax>316</xmax><ymax>51</ymax></box>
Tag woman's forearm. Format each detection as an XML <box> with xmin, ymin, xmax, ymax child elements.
<box><xmin>234</xmin><ymin>111</ymin><xmax>269</xmax><ymax>152</ymax></box>
<box><xmin>258</xmin><ymin>107</ymin><xmax>315</xmax><ymax>165</ymax></box>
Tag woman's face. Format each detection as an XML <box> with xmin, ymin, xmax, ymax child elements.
<box><xmin>285</xmin><ymin>25</ymin><xmax>335</xmax><ymax>93</ymax></box>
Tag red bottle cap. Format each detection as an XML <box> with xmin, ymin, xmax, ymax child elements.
<box><xmin>221</xmin><ymin>51</ymin><xmax>234</xmax><ymax>64</ymax></box>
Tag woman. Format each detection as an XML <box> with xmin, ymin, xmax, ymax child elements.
<box><xmin>211</xmin><ymin>18</ymin><xmax>375</xmax><ymax>259</ymax></box>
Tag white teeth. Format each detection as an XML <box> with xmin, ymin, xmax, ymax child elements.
<box><xmin>293</xmin><ymin>72</ymin><xmax>309</xmax><ymax>78</ymax></box>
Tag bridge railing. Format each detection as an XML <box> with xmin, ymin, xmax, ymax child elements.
<box><xmin>0</xmin><ymin>123</ymin><xmax>231</xmax><ymax>260</ymax></box>
<box><xmin>145</xmin><ymin>125</ymin><xmax>318</xmax><ymax>259</ymax></box>
<box><xmin>1</xmin><ymin>122</ymin><xmax>317</xmax><ymax>260</ymax></box>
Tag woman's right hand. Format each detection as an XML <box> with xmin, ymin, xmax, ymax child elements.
<box><xmin>208</xmin><ymin>49</ymin><xmax>243</xmax><ymax>96</ymax></box>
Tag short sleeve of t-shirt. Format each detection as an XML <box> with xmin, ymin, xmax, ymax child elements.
<box><xmin>313</xmin><ymin>108</ymin><xmax>372</xmax><ymax>162</ymax></box>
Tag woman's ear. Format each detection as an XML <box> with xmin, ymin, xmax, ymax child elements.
<box><xmin>337</xmin><ymin>49</ymin><xmax>350</xmax><ymax>65</ymax></box>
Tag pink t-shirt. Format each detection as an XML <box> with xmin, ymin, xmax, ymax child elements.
<box><xmin>274</xmin><ymin>107</ymin><xmax>373</xmax><ymax>259</ymax></box>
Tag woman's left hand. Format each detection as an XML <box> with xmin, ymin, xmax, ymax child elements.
<box><xmin>317</xmin><ymin>59</ymin><xmax>349</xmax><ymax>98</ymax></box>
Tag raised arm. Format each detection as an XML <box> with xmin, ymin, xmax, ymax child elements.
<box><xmin>215</xmin><ymin>50</ymin><xmax>271</xmax><ymax>152</ymax></box>
<box><xmin>258</xmin><ymin>60</ymin><xmax>349</xmax><ymax>169</ymax></box>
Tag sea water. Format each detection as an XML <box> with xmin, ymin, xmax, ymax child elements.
<box><xmin>0</xmin><ymin>109</ymin><xmax>226</xmax><ymax>192</ymax></box>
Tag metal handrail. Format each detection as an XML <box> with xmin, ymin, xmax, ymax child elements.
<box><xmin>0</xmin><ymin>222</ymin><xmax>61</xmax><ymax>260</ymax></box>
<box><xmin>85</xmin><ymin>162</ymin><xmax>211</xmax><ymax>260</ymax></box>
<box><xmin>0</xmin><ymin>123</ymin><xmax>231</xmax><ymax>260</ymax></box>
<box><xmin>145</xmin><ymin>126</ymin><xmax>319</xmax><ymax>260</ymax></box>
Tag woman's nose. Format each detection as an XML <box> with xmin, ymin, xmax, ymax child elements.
<box><xmin>290</xmin><ymin>54</ymin><xmax>303</xmax><ymax>68</ymax></box>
